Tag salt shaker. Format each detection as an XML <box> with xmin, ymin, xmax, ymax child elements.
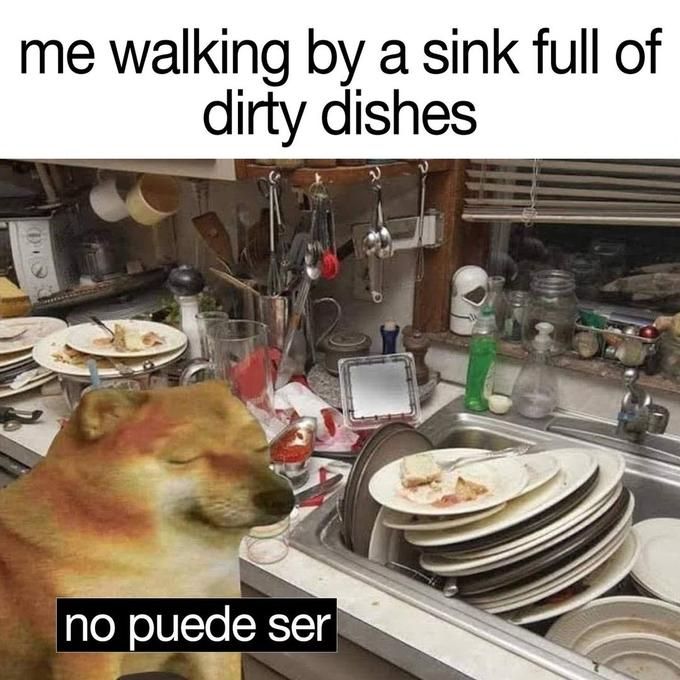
<box><xmin>168</xmin><ymin>265</ymin><xmax>205</xmax><ymax>360</ymax></box>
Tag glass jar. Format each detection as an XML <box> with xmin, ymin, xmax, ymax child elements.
<box><xmin>503</xmin><ymin>290</ymin><xmax>530</xmax><ymax>343</ymax></box>
<box><xmin>244</xmin><ymin>516</ymin><xmax>290</xmax><ymax>564</ymax></box>
<box><xmin>660</xmin><ymin>332</ymin><xmax>680</xmax><ymax>379</ymax></box>
<box><xmin>486</xmin><ymin>276</ymin><xmax>507</xmax><ymax>333</ymax></box>
<box><xmin>569</xmin><ymin>253</ymin><xmax>601</xmax><ymax>300</ymax></box>
<box><xmin>522</xmin><ymin>270</ymin><xmax>578</xmax><ymax>355</ymax></box>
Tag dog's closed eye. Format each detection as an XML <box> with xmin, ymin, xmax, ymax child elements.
<box><xmin>166</xmin><ymin>456</ymin><xmax>201</xmax><ymax>466</ymax></box>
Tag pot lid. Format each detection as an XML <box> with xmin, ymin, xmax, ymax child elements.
<box><xmin>327</xmin><ymin>331</ymin><xmax>371</xmax><ymax>350</ymax></box>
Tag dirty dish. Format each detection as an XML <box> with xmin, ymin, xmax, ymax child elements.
<box><xmin>405</xmin><ymin>449</ymin><xmax>602</xmax><ymax>546</ymax></box>
<box><xmin>66</xmin><ymin>320</ymin><xmax>187</xmax><ymax>358</ymax></box>
<box><xmin>369</xmin><ymin>449</ymin><xmax>529</xmax><ymax>516</ymax></box>
<box><xmin>380</xmin><ymin>503</ymin><xmax>507</xmax><ymax>532</ymax></box>
<box><xmin>547</xmin><ymin>596</ymin><xmax>680</xmax><ymax>651</ymax></box>
<box><xmin>587</xmin><ymin>635</ymin><xmax>680</xmax><ymax>679</ymax></box>
<box><xmin>631</xmin><ymin>518</ymin><xmax>680</xmax><ymax>606</ymax></box>
<box><xmin>0</xmin><ymin>318</ymin><xmax>66</xmax><ymax>355</ymax></box>
<box><xmin>464</xmin><ymin>490</ymin><xmax>634</xmax><ymax>611</ymax></box>
<box><xmin>0</xmin><ymin>371</ymin><xmax>55</xmax><ymax>399</ymax></box>
<box><xmin>503</xmin><ymin>532</ymin><xmax>640</xmax><ymax>625</ymax></box>
<box><xmin>33</xmin><ymin>328</ymin><xmax>186</xmax><ymax>378</ymax></box>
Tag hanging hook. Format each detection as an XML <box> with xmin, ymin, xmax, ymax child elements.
<box><xmin>369</xmin><ymin>166</ymin><xmax>382</xmax><ymax>183</ymax></box>
<box><xmin>418</xmin><ymin>160</ymin><xmax>429</xmax><ymax>176</ymax></box>
<box><xmin>268</xmin><ymin>169</ymin><xmax>281</xmax><ymax>186</ymax></box>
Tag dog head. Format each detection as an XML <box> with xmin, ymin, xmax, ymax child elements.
<box><xmin>49</xmin><ymin>382</ymin><xmax>294</xmax><ymax>531</ymax></box>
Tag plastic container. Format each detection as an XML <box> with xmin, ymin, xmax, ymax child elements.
<box><xmin>512</xmin><ymin>322</ymin><xmax>558</xmax><ymax>419</ymax></box>
<box><xmin>464</xmin><ymin>307</ymin><xmax>498</xmax><ymax>412</ymax></box>
<box><xmin>522</xmin><ymin>270</ymin><xmax>578</xmax><ymax>356</ymax></box>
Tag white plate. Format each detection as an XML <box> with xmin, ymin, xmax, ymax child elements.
<box><xmin>33</xmin><ymin>328</ymin><xmax>187</xmax><ymax>377</ymax></box>
<box><xmin>66</xmin><ymin>320</ymin><xmax>187</xmax><ymax>358</ymax></box>
<box><xmin>588</xmin><ymin>635</ymin><xmax>680</xmax><ymax>679</ymax></box>
<box><xmin>420</xmin><ymin>482</ymin><xmax>625</xmax><ymax>576</ymax></box>
<box><xmin>632</xmin><ymin>518</ymin><xmax>680</xmax><ymax>605</ymax></box>
<box><xmin>0</xmin><ymin>317</ymin><xmax>66</xmax><ymax>355</ymax></box>
<box><xmin>0</xmin><ymin>372</ymin><xmax>55</xmax><ymax>399</ymax></box>
<box><xmin>369</xmin><ymin>449</ymin><xmax>530</xmax><ymax>516</ymax></box>
<box><xmin>0</xmin><ymin>350</ymin><xmax>33</xmax><ymax>370</ymax></box>
<box><xmin>547</xmin><ymin>596</ymin><xmax>680</xmax><ymax>652</ymax></box>
<box><xmin>406</xmin><ymin>448</ymin><xmax>605</xmax><ymax>547</ymax></box>
<box><xmin>381</xmin><ymin>503</ymin><xmax>507</xmax><ymax>532</ymax></box>
<box><xmin>467</xmin><ymin>494</ymin><xmax>634</xmax><ymax>612</ymax></box>
<box><xmin>504</xmin><ymin>532</ymin><xmax>640</xmax><ymax>625</ymax></box>
<box><xmin>368</xmin><ymin>507</ymin><xmax>422</xmax><ymax>568</ymax></box>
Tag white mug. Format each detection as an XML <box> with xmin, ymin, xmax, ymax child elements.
<box><xmin>89</xmin><ymin>174</ymin><xmax>129</xmax><ymax>222</ymax></box>
<box><xmin>126</xmin><ymin>174</ymin><xmax>180</xmax><ymax>226</ymax></box>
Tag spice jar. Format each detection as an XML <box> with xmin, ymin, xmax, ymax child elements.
<box><xmin>503</xmin><ymin>290</ymin><xmax>530</xmax><ymax>343</ymax></box>
<box><xmin>522</xmin><ymin>270</ymin><xmax>578</xmax><ymax>355</ymax></box>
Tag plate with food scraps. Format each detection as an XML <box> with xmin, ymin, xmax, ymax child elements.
<box><xmin>65</xmin><ymin>320</ymin><xmax>187</xmax><ymax>358</ymax></box>
<box><xmin>368</xmin><ymin>449</ymin><xmax>530</xmax><ymax>516</ymax></box>
<box><xmin>0</xmin><ymin>317</ymin><xmax>67</xmax><ymax>355</ymax></box>
<box><xmin>33</xmin><ymin>328</ymin><xmax>187</xmax><ymax>377</ymax></box>
<box><xmin>379</xmin><ymin>451</ymin><xmax>557</xmax><ymax>532</ymax></box>
<box><xmin>404</xmin><ymin>449</ymin><xmax>600</xmax><ymax>547</ymax></box>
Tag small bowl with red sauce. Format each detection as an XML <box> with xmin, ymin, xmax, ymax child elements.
<box><xmin>270</xmin><ymin>417</ymin><xmax>317</xmax><ymax>488</ymax></box>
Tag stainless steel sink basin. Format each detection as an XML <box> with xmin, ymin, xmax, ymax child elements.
<box><xmin>291</xmin><ymin>397</ymin><xmax>680</xmax><ymax>680</ymax></box>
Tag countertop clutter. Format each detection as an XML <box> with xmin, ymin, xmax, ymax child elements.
<box><xmin>3</xmin><ymin>159</ymin><xmax>680</xmax><ymax>680</ymax></box>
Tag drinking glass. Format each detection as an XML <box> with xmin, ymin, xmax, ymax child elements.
<box><xmin>209</xmin><ymin>320</ymin><xmax>274</xmax><ymax>419</ymax></box>
<box><xmin>196</xmin><ymin>311</ymin><xmax>229</xmax><ymax>367</ymax></box>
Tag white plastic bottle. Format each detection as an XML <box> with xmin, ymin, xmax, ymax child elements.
<box><xmin>512</xmin><ymin>322</ymin><xmax>558</xmax><ymax>418</ymax></box>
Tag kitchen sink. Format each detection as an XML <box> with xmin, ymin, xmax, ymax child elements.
<box><xmin>291</xmin><ymin>397</ymin><xmax>680</xmax><ymax>680</ymax></box>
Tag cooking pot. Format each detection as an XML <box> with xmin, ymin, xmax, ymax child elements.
<box><xmin>76</xmin><ymin>230</ymin><xmax>124</xmax><ymax>281</ymax></box>
<box><xmin>320</xmin><ymin>330</ymin><xmax>372</xmax><ymax>375</ymax></box>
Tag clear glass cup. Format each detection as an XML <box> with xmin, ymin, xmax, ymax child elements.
<box><xmin>244</xmin><ymin>515</ymin><xmax>290</xmax><ymax>564</ymax></box>
<box><xmin>196</xmin><ymin>311</ymin><xmax>229</xmax><ymax>367</ymax></box>
<box><xmin>209</xmin><ymin>320</ymin><xmax>275</xmax><ymax>418</ymax></box>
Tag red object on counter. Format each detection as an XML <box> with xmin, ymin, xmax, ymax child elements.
<box><xmin>299</xmin><ymin>467</ymin><xmax>329</xmax><ymax>508</ymax></box>
<box><xmin>270</xmin><ymin>425</ymin><xmax>314</xmax><ymax>465</ymax></box>
<box><xmin>639</xmin><ymin>325</ymin><xmax>660</xmax><ymax>339</ymax></box>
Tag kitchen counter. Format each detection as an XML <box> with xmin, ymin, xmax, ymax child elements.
<box><xmin>0</xmin><ymin>382</ymin><xmax>616</xmax><ymax>680</ymax></box>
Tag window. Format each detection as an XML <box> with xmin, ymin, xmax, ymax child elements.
<box><xmin>464</xmin><ymin>160</ymin><xmax>680</xmax><ymax>317</ymax></box>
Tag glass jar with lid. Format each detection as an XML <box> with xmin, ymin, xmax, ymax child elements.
<box><xmin>522</xmin><ymin>270</ymin><xmax>578</xmax><ymax>355</ymax></box>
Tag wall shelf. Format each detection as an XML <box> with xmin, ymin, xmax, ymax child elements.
<box><xmin>234</xmin><ymin>160</ymin><xmax>455</xmax><ymax>186</ymax></box>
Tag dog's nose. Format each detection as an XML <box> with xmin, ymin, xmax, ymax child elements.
<box><xmin>253</xmin><ymin>486</ymin><xmax>295</xmax><ymax>518</ymax></box>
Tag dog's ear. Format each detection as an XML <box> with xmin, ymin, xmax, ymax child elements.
<box><xmin>75</xmin><ymin>389</ymin><xmax>149</xmax><ymax>441</ymax></box>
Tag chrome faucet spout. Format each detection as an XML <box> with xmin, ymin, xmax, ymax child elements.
<box><xmin>617</xmin><ymin>368</ymin><xmax>669</xmax><ymax>442</ymax></box>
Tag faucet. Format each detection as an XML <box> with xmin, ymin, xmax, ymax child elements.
<box><xmin>617</xmin><ymin>368</ymin><xmax>670</xmax><ymax>442</ymax></box>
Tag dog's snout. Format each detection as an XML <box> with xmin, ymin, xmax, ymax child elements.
<box><xmin>253</xmin><ymin>485</ymin><xmax>295</xmax><ymax>519</ymax></box>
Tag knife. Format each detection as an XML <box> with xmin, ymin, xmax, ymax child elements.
<box><xmin>294</xmin><ymin>474</ymin><xmax>343</xmax><ymax>503</ymax></box>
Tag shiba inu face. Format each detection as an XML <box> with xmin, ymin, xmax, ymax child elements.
<box><xmin>50</xmin><ymin>381</ymin><xmax>295</xmax><ymax>532</ymax></box>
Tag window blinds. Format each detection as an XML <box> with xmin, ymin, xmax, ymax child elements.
<box><xmin>463</xmin><ymin>160</ymin><xmax>680</xmax><ymax>226</ymax></box>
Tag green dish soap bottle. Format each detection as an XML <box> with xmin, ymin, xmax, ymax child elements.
<box><xmin>464</xmin><ymin>306</ymin><xmax>498</xmax><ymax>411</ymax></box>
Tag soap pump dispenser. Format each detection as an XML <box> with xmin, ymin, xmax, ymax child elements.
<box><xmin>512</xmin><ymin>322</ymin><xmax>558</xmax><ymax>419</ymax></box>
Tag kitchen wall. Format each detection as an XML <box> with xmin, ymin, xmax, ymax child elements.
<box><xmin>106</xmin><ymin>170</ymin><xmax>680</xmax><ymax>437</ymax></box>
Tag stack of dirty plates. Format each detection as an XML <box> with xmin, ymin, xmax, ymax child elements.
<box><xmin>0</xmin><ymin>317</ymin><xmax>66</xmax><ymax>398</ymax></box>
<box><xmin>548</xmin><ymin>597</ymin><xmax>680</xmax><ymax>679</ymax></box>
<box><xmin>33</xmin><ymin>320</ymin><xmax>188</xmax><ymax>381</ymax></box>
<box><xmin>630</xmin><ymin>518</ymin><xmax>680</xmax><ymax>605</ymax></box>
<box><xmin>368</xmin><ymin>447</ymin><xmax>638</xmax><ymax>624</ymax></box>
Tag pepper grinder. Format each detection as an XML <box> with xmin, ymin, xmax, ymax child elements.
<box><xmin>403</xmin><ymin>326</ymin><xmax>431</xmax><ymax>385</ymax></box>
<box><xmin>168</xmin><ymin>265</ymin><xmax>205</xmax><ymax>359</ymax></box>
<box><xmin>380</xmin><ymin>320</ymin><xmax>400</xmax><ymax>355</ymax></box>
